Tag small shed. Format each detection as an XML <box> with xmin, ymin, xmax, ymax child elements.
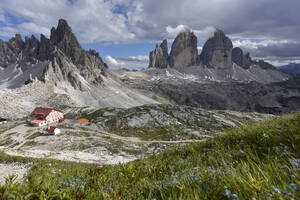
<box><xmin>46</xmin><ymin>126</ymin><xmax>61</xmax><ymax>135</ymax></box>
<box><xmin>76</xmin><ymin>118</ymin><xmax>89</xmax><ymax>125</ymax></box>
<box><xmin>0</xmin><ymin>118</ymin><xmax>7</xmax><ymax>125</ymax></box>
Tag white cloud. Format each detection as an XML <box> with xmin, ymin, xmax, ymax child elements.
<box><xmin>233</xmin><ymin>39</ymin><xmax>292</xmax><ymax>50</ymax></box>
<box><xmin>113</xmin><ymin>55</ymin><xmax>149</xmax><ymax>70</ymax></box>
<box><xmin>17</xmin><ymin>22</ymin><xmax>50</xmax><ymax>36</ymax></box>
<box><xmin>262</xmin><ymin>57</ymin><xmax>300</xmax><ymax>67</ymax></box>
<box><xmin>193</xmin><ymin>26</ymin><xmax>216</xmax><ymax>40</ymax></box>
<box><xmin>166</xmin><ymin>25</ymin><xmax>190</xmax><ymax>38</ymax></box>
<box><xmin>0</xmin><ymin>8</ymin><xmax>5</xmax><ymax>23</ymax></box>
<box><xmin>105</xmin><ymin>56</ymin><xmax>125</xmax><ymax>68</ymax></box>
<box><xmin>127</xmin><ymin>55</ymin><xmax>149</xmax><ymax>62</ymax></box>
<box><xmin>0</xmin><ymin>0</ymin><xmax>135</xmax><ymax>43</ymax></box>
<box><xmin>0</xmin><ymin>26</ymin><xmax>17</xmax><ymax>37</ymax></box>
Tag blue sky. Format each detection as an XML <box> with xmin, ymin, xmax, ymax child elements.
<box><xmin>1</xmin><ymin>0</ymin><xmax>300</xmax><ymax>69</ymax></box>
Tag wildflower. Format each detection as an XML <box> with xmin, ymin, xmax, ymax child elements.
<box><xmin>273</xmin><ymin>187</ymin><xmax>281</xmax><ymax>194</ymax></box>
<box><xmin>279</xmin><ymin>165</ymin><xmax>287</xmax><ymax>169</ymax></box>
<box><xmin>224</xmin><ymin>189</ymin><xmax>231</xmax><ymax>196</ymax></box>
<box><xmin>291</xmin><ymin>160</ymin><xmax>299</xmax><ymax>167</ymax></box>
<box><xmin>290</xmin><ymin>173</ymin><xmax>295</xmax><ymax>179</ymax></box>
<box><xmin>154</xmin><ymin>181</ymin><xmax>158</xmax><ymax>185</ymax></box>
<box><xmin>190</xmin><ymin>174</ymin><xmax>197</xmax><ymax>181</ymax></box>
<box><xmin>231</xmin><ymin>193</ymin><xmax>238</xmax><ymax>198</ymax></box>
<box><xmin>289</xmin><ymin>183</ymin><xmax>297</xmax><ymax>191</ymax></box>
<box><xmin>283</xmin><ymin>191</ymin><xmax>292</xmax><ymax>196</ymax></box>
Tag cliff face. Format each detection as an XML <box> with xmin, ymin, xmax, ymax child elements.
<box><xmin>0</xmin><ymin>19</ymin><xmax>108</xmax><ymax>90</ymax></box>
<box><xmin>199</xmin><ymin>29</ymin><xmax>233</xmax><ymax>68</ymax></box>
<box><xmin>148</xmin><ymin>40</ymin><xmax>168</xmax><ymax>69</ymax></box>
<box><xmin>169</xmin><ymin>30</ymin><xmax>198</xmax><ymax>68</ymax></box>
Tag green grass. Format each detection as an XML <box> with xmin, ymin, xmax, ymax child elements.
<box><xmin>26</xmin><ymin>132</ymin><xmax>42</xmax><ymax>140</ymax></box>
<box><xmin>21</xmin><ymin>141</ymin><xmax>39</xmax><ymax>147</ymax></box>
<box><xmin>0</xmin><ymin>111</ymin><xmax>300</xmax><ymax>199</ymax></box>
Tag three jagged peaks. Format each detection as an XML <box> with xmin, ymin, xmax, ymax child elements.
<box><xmin>148</xmin><ymin>28</ymin><xmax>275</xmax><ymax>70</ymax></box>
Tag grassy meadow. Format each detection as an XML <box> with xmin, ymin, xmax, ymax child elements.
<box><xmin>0</xmin><ymin>111</ymin><xmax>300</xmax><ymax>199</ymax></box>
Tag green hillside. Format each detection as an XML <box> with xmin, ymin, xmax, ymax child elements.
<box><xmin>1</xmin><ymin>111</ymin><xmax>300</xmax><ymax>199</ymax></box>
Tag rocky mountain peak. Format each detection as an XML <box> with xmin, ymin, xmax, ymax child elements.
<box><xmin>148</xmin><ymin>40</ymin><xmax>169</xmax><ymax>68</ymax></box>
<box><xmin>169</xmin><ymin>30</ymin><xmax>198</xmax><ymax>68</ymax></box>
<box><xmin>200</xmin><ymin>29</ymin><xmax>233</xmax><ymax>68</ymax></box>
<box><xmin>232</xmin><ymin>47</ymin><xmax>251</xmax><ymax>69</ymax></box>
<box><xmin>8</xmin><ymin>34</ymin><xmax>24</xmax><ymax>54</ymax></box>
<box><xmin>50</xmin><ymin>19</ymin><xmax>83</xmax><ymax>65</ymax></box>
<box><xmin>160</xmin><ymin>39</ymin><xmax>168</xmax><ymax>59</ymax></box>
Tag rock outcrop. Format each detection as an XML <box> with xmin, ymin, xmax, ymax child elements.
<box><xmin>49</xmin><ymin>19</ymin><xmax>107</xmax><ymax>86</ymax></box>
<box><xmin>148</xmin><ymin>40</ymin><xmax>168</xmax><ymax>68</ymax></box>
<box><xmin>0</xmin><ymin>39</ymin><xmax>17</xmax><ymax>68</ymax></box>
<box><xmin>38</xmin><ymin>34</ymin><xmax>55</xmax><ymax>61</ymax></box>
<box><xmin>200</xmin><ymin>29</ymin><xmax>233</xmax><ymax>68</ymax></box>
<box><xmin>232</xmin><ymin>47</ymin><xmax>251</xmax><ymax>69</ymax></box>
<box><xmin>8</xmin><ymin>34</ymin><xmax>24</xmax><ymax>54</ymax></box>
<box><xmin>0</xmin><ymin>18</ymin><xmax>108</xmax><ymax>90</ymax></box>
<box><xmin>169</xmin><ymin>29</ymin><xmax>198</xmax><ymax>68</ymax></box>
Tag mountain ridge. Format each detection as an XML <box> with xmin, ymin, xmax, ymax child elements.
<box><xmin>147</xmin><ymin>28</ymin><xmax>287</xmax><ymax>84</ymax></box>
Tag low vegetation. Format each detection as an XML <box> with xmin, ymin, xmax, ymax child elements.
<box><xmin>0</xmin><ymin>111</ymin><xmax>299</xmax><ymax>199</ymax></box>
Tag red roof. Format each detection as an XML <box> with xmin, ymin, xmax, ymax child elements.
<box><xmin>76</xmin><ymin>118</ymin><xmax>89</xmax><ymax>124</ymax></box>
<box><xmin>47</xmin><ymin>126</ymin><xmax>56</xmax><ymax>133</ymax></box>
<box><xmin>31</xmin><ymin>119</ymin><xmax>44</xmax><ymax>124</ymax></box>
<box><xmin>30</xmin><ymin>107</ymin><xmax>53</xmax><ymax>119</ymax></box>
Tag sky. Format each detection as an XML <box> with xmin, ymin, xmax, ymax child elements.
<box><xmin>0</xmin><ymin>0</ymin><xmax>299</xmax><ymax>69</ymax></box>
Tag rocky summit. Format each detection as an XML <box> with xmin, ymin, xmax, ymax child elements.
<box><xmin>45</xmin><ymin>19</ymin><xmax>108</xmax><ymax>89</ymax></box>
<box><xmin>148</xmin><ymin>40</ymin><xmax>168</xmax><ymax>69</ymax></box>
<box><xmin>146</xmin><ymin>28</ymin><xmax>289</xmax><ymax>84</ymax></box>
<box><xmin>232</xmin><ymin>47</ymin><xmax>251</xmax><ymax>69</ymax></box>
<box><xmin>0</xmin><ymin>19</ymin><xmax>107</xmax><ymax>90</ymax></box>
<box><xmin>169</xmin><ymin>29</ymin><xmax>198</xmax><ymax>68</ymax></box>
<box><xmin>200</xmin><ymin>29</ymin><xmax>233</xmax><ymax>68</ymax></box>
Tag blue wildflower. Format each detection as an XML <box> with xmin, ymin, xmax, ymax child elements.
<box><xmin>283</xmin><ymin>191</ymin><xmax>292</xmax><ymax>196</ymax></box>
<box><xmin>273</xmin><ymin>187</ymin><xmax>281</xmax><ymax>194</ymax></box>
<box><xmin>224</xmin><ymin>189</ymin><xmax>231</xmax><ymax>196</ymax></box>
<box><xmin>154</xmin><ymin>181</ymin><xmax>158</xmax><ymax>185</ymax></box>
<box><xmin>279</xmin><ymin>165</ymin><xmax>288</xmax><ymax>169</ymax></box>
<box><xmin>291</xmin><ymin>160</ymin><xmax>299</xmax><ymax>167</ymax></box>
<box><xmin>289</xmin><ymin>183</ymin><xmax>297</xmax><ymax>191</ymax></box>
<box><xmin>231</xmin><ymin>193</ymin><xmax>238</xmax><ymax>198</ymax></box>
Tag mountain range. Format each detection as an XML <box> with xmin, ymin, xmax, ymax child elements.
<box><xmin>278</xmin><ymin>63</ymin><xmax>300</xmax><ymax>77</ymax></box>
<box><xmin>0</xmin><ymin>19</ymin><xmax>300</xmax><ymax>118</ymax></box>
<box><xmin>148</xmin><ymin>28</ymin><xmax>288</xmax><ymax>84</ymax></box>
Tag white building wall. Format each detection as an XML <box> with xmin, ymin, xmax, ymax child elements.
<box><xmin>45</xmin><ymin>111</ymin><xmax>64</xmax><ymax>124</ymax></box>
